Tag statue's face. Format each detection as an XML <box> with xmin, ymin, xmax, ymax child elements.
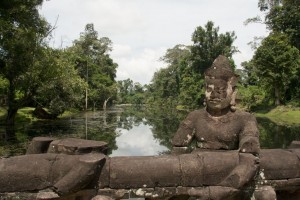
<box><xmin>205</xmin><ymin>79</ymin><xmax>233</xmax><ymax>111</ymax></box>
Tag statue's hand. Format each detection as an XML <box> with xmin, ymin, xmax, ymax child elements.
<box><xmin>171</xmin><ymin>146</ymin><xmax>189</xmax><ymax>155</ymax></box>
<box><xmin>239</xmin><ymin>136</ymin><xmax>260</xmax><ymax>155</ymax></box>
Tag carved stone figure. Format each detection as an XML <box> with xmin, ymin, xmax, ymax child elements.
<box><xmin>172</xmin><ymin>55</ymin><xmax>260</xmax><ymax>154</ymax></box>
<box><xmin>171</xmin><ymin>55</ymin><xmax>260</xmax><ymax>198</ymax></box>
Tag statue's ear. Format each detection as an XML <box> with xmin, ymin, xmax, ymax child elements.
<box><xmin>230</xmin><ymin>88</ymin><xmax>238</xmax><ymax>111</ymax></box>
<box><xmin>229</xmin><ymin>75</ymin><xmax>239</xmax><ymax>87</ymax></box>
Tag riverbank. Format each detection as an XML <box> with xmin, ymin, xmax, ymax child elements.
<box><xmin>255</xmin><ymin>106</ymin><xmax>300</xmax><ymax>126</ymax></box>
<box><xmin>0</xmin><ymin>107</ymin><xmax>79</xmax><ymax>124</ymax></box>
<box><xmin>1</xmin><ymin>106</ymin><xmax>299</xmax><ymax>126</ymax></box>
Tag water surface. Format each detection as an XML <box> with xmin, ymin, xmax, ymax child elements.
<box><xmin>1</xmin><ymin>106</ymin><xmax>299</xmax><ymax>157</ymax></box>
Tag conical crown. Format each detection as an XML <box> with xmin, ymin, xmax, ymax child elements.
<box><xmin>205</xmin><ymin>55</ymin><xmax>238</xmax><ymax>85</ymax></box>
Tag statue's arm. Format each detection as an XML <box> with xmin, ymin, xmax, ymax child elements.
<box><xmin>239</xmin><ymin>114</ymin><xmax>260</xmax><ymax>155</ymax></box>
<box><xmin>171</xmin><ymin>113</ymin><xmax>195</xmax><ymax>154</ymax></box>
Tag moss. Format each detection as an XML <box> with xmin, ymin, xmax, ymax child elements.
<box><xmin>255</xmin><ymin>106</ymin><xmax>300</xmax><ymax>125</ymax></box>
<box><xmin>59</xmin><ymin>108</ymin><xmax>79</xmax><ymax>118</ymax></box>
<box><xmin>0</xmin><ymin>107</ymin><xmax>6</xmax><ymax>118</ymax></box>
<box><xmin>15</xmin><ymin>107</ymin><xmax>36</xmax><ymax>123</ymax></box>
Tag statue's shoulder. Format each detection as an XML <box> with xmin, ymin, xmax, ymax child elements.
<box><xmin>234</xmin><ymin>110</ymin><xmax>256</xmax><ymax>121</ymax></box>
<box><xmin>187</xmin><ymin>109</ymin><xmax>206</xmax><ymax>117</ymax></box>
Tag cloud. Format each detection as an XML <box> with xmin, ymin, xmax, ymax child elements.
<box><xmin>111</xmin><ymin>124</ymin><xmax>168</xmax><ymax>156</ymax></box>
<box><xmin>40</xmin><ymin>0</ymin><xmax>268</xmax><ymax>84</ymax></box>
<box><xmin>111</xmin><ymin>45</ymin><xmax>166</xmax><ymax>84</ymax></box>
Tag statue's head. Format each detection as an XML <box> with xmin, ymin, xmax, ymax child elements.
<box><xmin>204</xmin><ymin>55</ymin><xmax>239</xmax><ymax>113</ymax></box>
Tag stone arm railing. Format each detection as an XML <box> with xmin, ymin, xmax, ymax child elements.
<box><xmin>1</xmin><ymin>137</ymin><xmax>300</xmax><ymax>200</ymax></box>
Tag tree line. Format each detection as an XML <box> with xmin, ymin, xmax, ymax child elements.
<box><xmin>119</xmin><ymin>0</ymin><xmax>300</xmax><ymax>111</ymax></box>
<box><xmin>1</xmin><ymin>0</ymin><xmax>300</xmax><ymax>127</ymax></box>
<box><xmin>0</xmin><ymin>0</ymin><xmax>118</xmax><ymax>126</ymax></box>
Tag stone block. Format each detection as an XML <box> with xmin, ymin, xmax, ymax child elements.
<box><xmin>109</xmin><ymin>155</ymin><xmax>181</xmax><ymax>188</ymax></box>
<box><xmin>179</xmin><ymin>153</ymin><xmax>204</xmax><ymax>186</ymax></box>
<box><xmin>26</xmin><ymin>137</ymin><xmax>56</xmax><ymax>154</ymax></box>
<box><xmin>47</xmin><ymin>138</ymin><xmax>108</xmax><ymax>155</ymax></box>
<box><xmin>98</xmin><ymin>158</ymin><xmax>110</xmax><ymax>188</ymax></box>
<box><xmin>201</xmin><ymin>151</ymin><xmax>239</xmax><ymax>185</ymax></box>
<box><xmin>260</xmin><ymin>149</ymin><xmax>300</xmax><ymax>180</ymax></box>
<box><xmin>0</xmin><ymin>154</ymin><xmax>54</xmax><ymax>192</ymax></box>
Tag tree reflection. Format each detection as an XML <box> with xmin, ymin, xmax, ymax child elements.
<box><xmin>1</xmin><ymin>106</ymin><xmax>300</xmax><ymax>157</ymax></box>
<box><xmin>257</xmin><ymin>117</ymin><xmax>300</xmax><ymax>148</ymax></box>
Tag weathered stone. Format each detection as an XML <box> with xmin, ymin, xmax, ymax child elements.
<box><xmin>36</xmin><ymin>191</ymin><xmax>60</xmax><ymax>200</ymax></box>
<box><xmin>0</xmin><ymin>154</ymin><xmax>54</xmax><ymax>192</ymax></box>
<box><xmin>97</xmin><ymin>188</ymin><xmax>130</xmax><ymax>199</ymax></box>
<box><xmin>270</xmin><ymin>178</ymin><xmax>300</xmax><ymax>190</ymax></box>
<box><xmin>52</xmin><ymin>153</ymin><xmax>106</xmax><ymax>195</ymax></box>
<box><xmin>185</xmin><ymin>187</ymin><xmax>210</xmax><ymax>199</ymax></box>
<box><xmin>91</xmin><ymin>195</ymin><xmax>113</xmax><ymax>200</ymax></box>
<box><xmin>288</xmin><ymin>141</ymin><xmax>300</xmax><ymax>149</ymax></box>
<box><xmin>276</xmin><ymin>190</ymin><xmax>300</xmax><ymax>200</ymax></box>
<box><xmin>47</xmin><ymin>138</ymin><xmax>108</xmax><ymax>155</ymax></box>
<box><xmin>254</xmin><ymin>186</ymin><xmax>276</xmax><ymax>200</ymax></box>
<box><xmin>209</xmin><ymin>186</ymin><xmax>240</xmax><ymax>200</ymax></box>
<box><xmin>26</xmin><ymin>137</ymin><xmax>56</xmax><ymax>154</ymax></box>
<box><xmin>0</xmin><ymin>192</ymin><xmax>39</xmax><ymax>200</ymax></box>
<box><xmin>0</xmin><ymin>153</ymin><xmax>106</xmax><ymax>196</ymax></box>
<box><xmin>260</xmin><ymin>149</ymin><xmax>300</xmax><ymax>180</ymax></box>
<box><xmin>98</xmin><ymin>158</ymin><xmax>110</xmax><ymax>188</ymax></box>
<box><xmin>203</xmin><ymin>151</ymin><xmax>239</xmax><ymax>186</ymax></box>
<box><xmin>179</xmin><ymin>153</ymin><xmax>204</xmax><ymax>186</ymax></box>
<box><xmin>219</xmin><ymin>153</ymin><xmax>258</xmax><ymax>189</ymax></box>
<box><xmin>109</xmin><ymin>155</ymin><xmax>181</xmax><ymax>188</ymax></box>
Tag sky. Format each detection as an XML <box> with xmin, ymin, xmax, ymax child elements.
<box><xmin>111</xmin><ymin>124</ymin><xmax>168</xmax><ymax>156</ymax></box>
<box><xmin>40</xmin><ymin>0</ymin><xmax>268</xmax><ymax>85</ymax></box>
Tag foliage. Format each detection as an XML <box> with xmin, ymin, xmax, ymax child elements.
<box><xmin>265</xmin><ymin>0</ymin><xmax>300</xmax><ymax>49</ymax></box>
<box><xmin>148</xmin><ymin>22</ymin><xmax>237</xmax><ymax>108</ymax></box>
<box><xmin>238</xmin><ymin>85</ymin><xmax>267</xmax><ymax>111</ymax></box>
<box><xmin>149</xmin><ymin>45</ymin><xmax>190</xmax><ymax>106</ymax></box>
<box><xmin>258</xmin><ymin>0</ymin><xmax>282</xmax><ymax>11</ymax></box>
<box><xmin>34</xmin><ymin>48</ymin><xmax>86</xmax><ymax>115</ymax></box>
<box><xmin>0</xmin><ymin>0</ymin><xmax>51</xmax><ymax>125</ymax></box>
<box><xmin>190</xmin><ymin>21</ymin><xmax>238</xmax><ymax>74</ymax></box>
<box><xmin>117</xmin><ymin>79</ymin><xmax>146</xmax><ymax>105</ymax></box>
<box><xmin>67</xmin><ymin>23</ymin><xmax>118</xmax><ymax>110</ymax></box>
<box><xmin>242</xmin><ymin>0</ymin><xmax>300</xmax><ymax>108</ymax></box>
<box><xmin>256</xmin><ymin>106</ymin><xmax>300</xmax><ymax>125</ymax></box>
<box><xmin>251</xmin><ymin>32</ymin><xmax>300</xmax><ymax>105</ymax></box>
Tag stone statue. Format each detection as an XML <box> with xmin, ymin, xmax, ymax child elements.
<box><xmin>172</xmin><ymin>55</ymin><xmax>260</xmax><ymax>155</ymax></box>
<box><xmin>170</xmin><ymin>55</ymin><xmax>261</xmax><ymax>198</ymax></box>
<box><xmin>1</xmin><ymin>56</ymin><xmax>300</xmax><ymax>200</ymax></box>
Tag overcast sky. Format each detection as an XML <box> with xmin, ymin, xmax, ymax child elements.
<box><xmin>40</xmin><ymin>0</ymin><xmax>268</xmax><ymax>85</ymax></box>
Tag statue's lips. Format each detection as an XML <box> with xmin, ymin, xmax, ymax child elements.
<box><xmin>208</xmin><ymin>99</ymin><xmax>221</xmax><ymax>103</ymax></box>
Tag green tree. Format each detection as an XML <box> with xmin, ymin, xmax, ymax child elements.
<box><xmin>150</xmin><ymin>45</ymin><xmax>191</xmax><ymax>107</ymax></box>
<box><xmin>258</xmin><ymin>0</ymin><xmax>282</xmax><ymax>11</ymax></box>
<box><xmin>68</xmin><ymin>23</ymin><xmax>118</xmax><ymax>110</ymax></box>
<box><xmin>0</xmin><ymin>0</ymin><xmax>50</xmax><ymax>125</ymax></box>
<box><xmin>34</xmin><ymin>48</ymin><xmax>86</xmax><ymax>115</ymax></box>
<box><xmin>251</xmin><ymin>32</ymin><xmax>300</xmax><ymax>105</ymax></box>
<box><xmin>265</xmin><ymin>0</ymin><xmax>300</xmax><ymax>49</ymax></box>
<box><xmin>117</xmin><ymin>79</ymin><xmax>134</xmax><ymax>103</ymax></box>
<box><xmin>148</xmin><ymin>22</ymin><xmax>238</xmax><ymax>108</ymax></box>
<box><xmin>190</xmin><ymin>21</ymin><xmax>238</xmax><ymax>74</ymax></box>
<box><xmin>183</xmin><ymin>21</ymin><xmax>237</xmax><ymax>107</ymax></box>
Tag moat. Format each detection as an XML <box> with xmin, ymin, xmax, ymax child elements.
<box><xmin>1</xmin><ymin>105</ymin><xmax>300</xmax><ymax>157</ymax></box>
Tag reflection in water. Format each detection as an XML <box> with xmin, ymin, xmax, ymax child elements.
<box><xmin>111</xmin><ymin>124</ymin><xmax>168</xmax><ymax>157</ymax></box>
<box><xmin>0</xmin><ymin>106</ymin><xmax>300</xmax><ymax>157</ymax></box>
<box><xmin>257</xmin><ymin>117</ymin><xmax>300</xmax><ymax>148</ymax></box>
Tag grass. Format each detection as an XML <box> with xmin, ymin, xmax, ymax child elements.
<box><xmin>0</xmin><ymin>106</ymin><xmax>79</xmax><ymax>124</ymax></box>
<box><xmin>0</xmin><ymin>107</ymin><xmax>6</xmax><ymax>118</ymax></box>
<box><xmin>59</xmin><ymin>108</ymin><xmax>79</xmax><ymax>118</ymax></box>
<box><xmin>255</xmin><ymin>106</ymin><xmax>300</xmax><ymax>125</ymax></box>
<box><xmin>0</xmin><ymin>107</ymin><xmax>36</xmax><ymax>123</ymax></box>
